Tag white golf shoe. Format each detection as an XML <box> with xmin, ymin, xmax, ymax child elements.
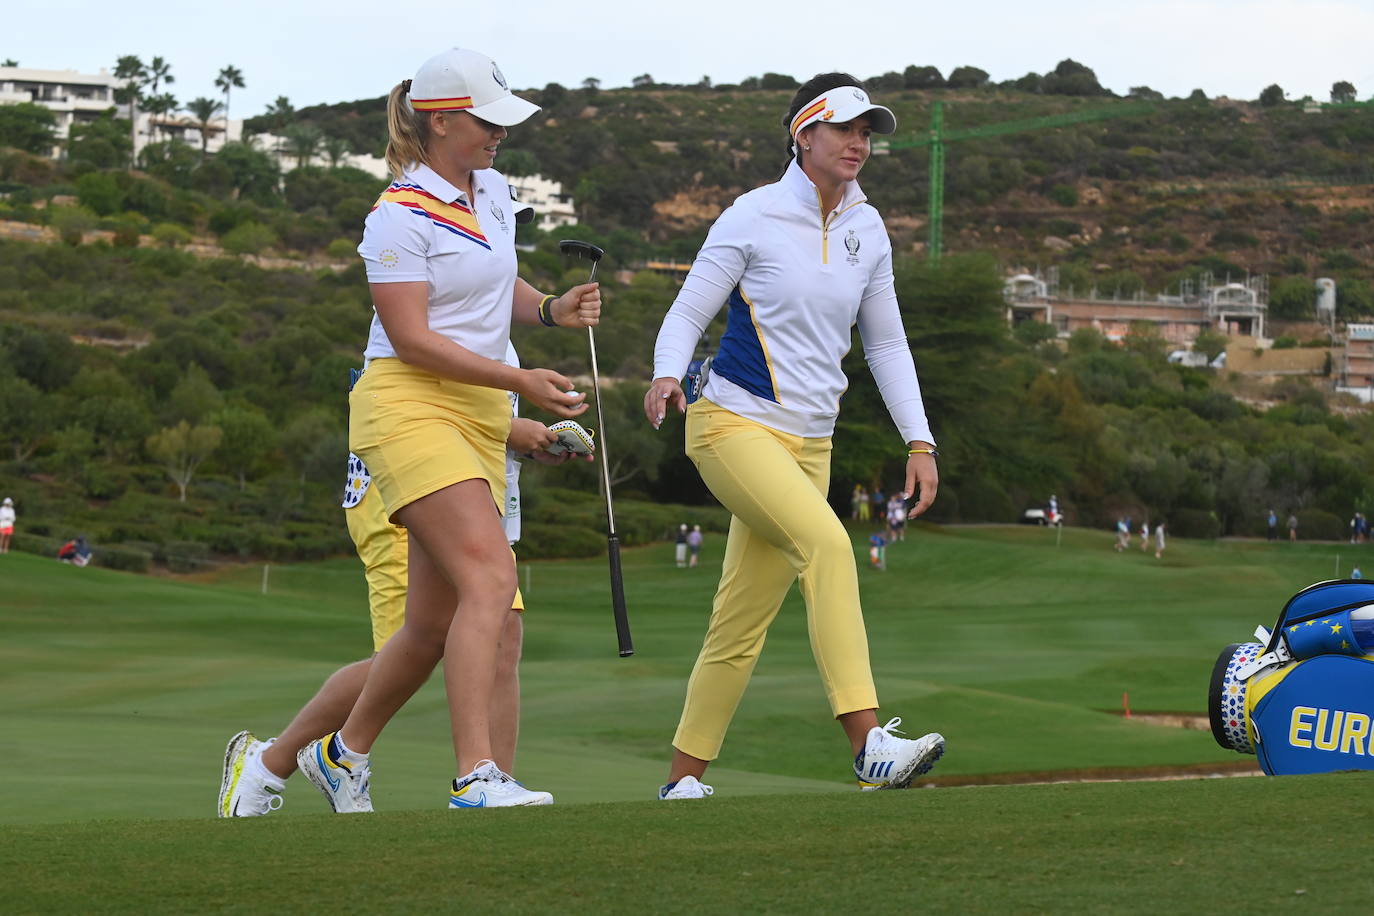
<box><xmin>297</xmin><ymin>734</ymin><xmax>373</xmax><ymax>813</ymax></box>
<box><xmin>855</xmin><ymin>717</ymin><xmax>945</xmax><ymax>790</ymax></box>
<box><xmin>658</xmin><ymin>775</ymin><xmax>714</xmax><ymax>800</ymax></box>
<box><xmin>219</xmin><ymin>730</ymin><xmax>285</xmax><ymax>817</ymax></box>
<box><xmin>448</xmin><ymin>761</ymin><xmax>553</xmax><ymax>809</ymax></box>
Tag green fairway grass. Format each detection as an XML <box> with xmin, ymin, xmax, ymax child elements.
<box><xmin>3</xmin><ymin>775</ymin><xmax>1370</xmax><ymax>913</ymax></box>
<box><xmin>2</xmin><ymin>524</ymin><xmax>1369</xmax><ymax>828</ymax></box>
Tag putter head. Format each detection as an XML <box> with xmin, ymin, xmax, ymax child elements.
<box><xmin>559</xmin><ymin>239</ymin><xmax>604</xmax><ymax>263</ymax></box>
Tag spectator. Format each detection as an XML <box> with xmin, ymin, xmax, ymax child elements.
<box><xmin>58</xmin><ymin>535</ymin><xmax>91</xmax><ymax>567</ymax></box>
<box><xmin>687</xmin><ymin>524</ymin><xmax>704</xmax><ymax>568</ymax></box>
<box><xmin>1114</xmin><ymin>517</ymin><xmax>1130</xmax><ymax>552</ymax></box>
<box><xmin>868</xmin><ymin>531</ymin><xmax>887</xmax><ymax>570</ymax></box>
<box><xmin>887</xmin><ymin>492</ymin><xmax>907</xmax><ymax>542</ymax></box>
<box><xmin>850</xmin><ymin>484</ymin><xmax>862</xmax><ymax>520</ymax></box>
<box><xmin>1288</xmin><ymin>512</ymin><xmax>1298</xmax><ymax>543</ymax></box>
<box><xmin>1266</xmin><ymin>509</ymin><xmax>1278</xmax><ymax>542</ymax></box>
<box><xmin>1154</xmin><ymin>521</ymin><xmax>1166</xmax><ymax>560</ymax></box>
<box><xmin>1140</xmin><ymin>519</ymin><xmax>1150</xmax><ymax>552</ymax></box>
<box><xmin>1352</xmin><ymin>567</ymin><xmax>1364</xmax><ymax>580</ymax></box>
<box><xmin>675</xmin><ymin>524</ymin><xmax>689</xmax><ymax>568</ymax></box>
<box><xmin>857</xmin><ymin>486</ymin><xmax>871</xmax><ymax>522</ymax></box>
<box><xmin>0</xmin><ymin>496</ymin><xmax>14</xmax><ymax>554</ymax></box>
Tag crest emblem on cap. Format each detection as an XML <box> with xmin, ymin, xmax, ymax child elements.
<box><xmin>822</xmin><ymin>109</ymin><xmax>834</xmax><ymax>121</ymax></box>
<box><xmin>852</xmin><ymin>89</ymin><xmax>866</xmax><ymax>101</ymax></box>
<box><xmin>492</xmin><ymin>64</ymin><xmax>508</xmax><ymax>90</ymax></box>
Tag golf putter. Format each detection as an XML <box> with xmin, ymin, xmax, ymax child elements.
<box><xmin>559</xmin><ymin>239</ymin><xmax>634</xmax><ymax>657</ymax></box>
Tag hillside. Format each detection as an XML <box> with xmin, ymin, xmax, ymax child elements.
<box><xmin>264</xmin><ymin>83</ymin><xmax>1374</xmax><ymax>313</ymax></box>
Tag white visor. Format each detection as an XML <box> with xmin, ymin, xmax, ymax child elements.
<box><xmin>790</xmin><ymin>85</ymin><xmax>896</xmax><ymax>140</ymax></box>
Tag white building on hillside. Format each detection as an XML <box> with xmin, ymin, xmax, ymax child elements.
<box><xmin>0</xmin><ymin>64</ymin><xmax>243</xmax><ymax>159</ymax></box>
<box><xmin>507</xmin><ymin>174</ymin><xmax>577</xmax><ymax>230</ymax></box>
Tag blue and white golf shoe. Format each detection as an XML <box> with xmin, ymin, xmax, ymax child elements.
<box><xmin>855</xmin><ymin>717</ymin><xmax>945</xmax><ymax>790</ymax></box>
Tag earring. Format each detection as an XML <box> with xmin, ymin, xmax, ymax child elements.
<box><xmin>802</xmin><ymin>145</ymin><xmax>810</xmax><ymax>151</ymax></box>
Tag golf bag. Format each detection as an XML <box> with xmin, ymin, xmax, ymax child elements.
<box><xmin>1209</xmin><ymin>579</ymin><xmax>1374</xmax><ymax>775</ymax></box>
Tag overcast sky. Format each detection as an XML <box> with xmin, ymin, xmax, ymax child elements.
<box><xmin>10</xmin><ymin>0</ymin><xmax>1374</xmax><ymax>121</ymax></box>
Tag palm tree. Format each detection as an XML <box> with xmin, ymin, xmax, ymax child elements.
<box><xmin>146</xmin><ymin>56</ymin><xmax>174</xmax><ymax>95</ymax></box>
<box><xmin>185</xmin><ymin>96</ymin><xmax>224</xmax><ymax>158</ymax></box>
<box><xmin>214</xmin><ymin>65</ymin><xmax>245</xmax><ymax>123</ymax></box>
<box><xmin>112</xmin><ymin>55</ymin><xmax>147</xmax><ymax>167</ymax></box>
<box><xmin>143</xmin><ymin>92</ymin><xmax>179</xmax><ymax>144</ymax></box>
<box><xmin>281</xmin><ymin>124</ymin><xmax>322</xmax><ymax>170</ymax></box>
<box><xmin>322</xmin><ymin>135</ymin><xmax>352</xmax><ymax>169</ymax></box>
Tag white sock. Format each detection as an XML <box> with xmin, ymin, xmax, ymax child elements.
<box><xmin>330</xmin><ymin>732</ymin><xmax>369</xmax><ymax>769</ymax></box>
<box><xmin>248</xmin><ymin>749</ymin><xmax>287</xmax><ymax>790</ymax></box>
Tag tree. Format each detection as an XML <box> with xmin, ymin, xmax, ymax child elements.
<box><xmin>1192</xmin><ymin>328</ymin><xmax>1229</xmax><ymax>362</ymax></box>
<box><xmin>113</xmin><ymin>54</ymin><xmax>147</xmax><ymax>167</ymax></box>
<box><xmin>143</xmin><ymin>91</ymin><xmax>179</xmax><ymax>143</ymax></box>
<box><xmin>48</xmin><ymin>204</ymin><xmax>96</xmax><ymax>245</ymax></box>
<box><xmin>321</xmin><ymin>135</ymin><xmax>352</xmax><ymax>169</ymax></box>
<box><xmin>215</xmin><ymin>65</ymin><xmax>245</xmax><ymax>122</ymax></box>
<box><xmin>946</xmin><ymin>66</ymin><xmax>990</xmax><ymax>89</ymax></box>
<box><xmin>67</xmin><ymin>110</ymin><xmax>132</xmax><ymax>168</ymax></box>
<box><xmin>221</xmin><ymin>221</ymin><xmax>278</xmax><ymax>255</ymax></box>
<box><xmin>1259</xmin><ymin>84</ymin><xmax>1285</xmax><ymax>107</ymax></box>
<box><xmin>146</xmin><ymin>421</ymin><xmax>223</xmax><ymax>502</ymax></box>
<box><xmin>903</xmin><ymin>65</ymin><xmax>944</xmax><ymax>89</ymax></box>
<box><xmin>1042</xmin><ymin>59</ymin><xmax>1108</xmax><ymax>96</ymax></box>
<box><xmin>1268</xmin><ymin>276</ymin><xmax>1315</xmax><ymax>319</ymax></box>
<box><xmin>263</xmin><ymin>95</ymin><xmax>295</xmax><ymax>134</ymax></box>
<box><xmin>1331</xmin><ymin>80</ymin><xmax>1357</xmax><ymax>104</ymax></box>
<box><xmin>185</xmin><ymin>96</ymin><xmax>224</xmax><ymax>157</ymax></box>
<box><xmin>144</xmin><ymin>56</ymin><xmax>175</xmax><ymax>143</ymax></box>
<box><xmin>75</xmin><ymin>172</ymin><xmax>124</xmax><ymax>215</ymax></box>
<box><xmin>211</xmin><ymin>405</ymin><xmax>277</xmax><ymax>489</ymax></box>
<box><xmin>1</xmin><ymin>59</ymin><xmax>16</xmax><ymax>66</ymax></box>
<box><xmin>498</xmin><ymin>148</ymin><xmax>539</xmax><ymax>177</ymax></box>
<box><xmin>0</xmin><ymin>374</ymin><xmax>50</xmax><ymax>461</ymax></box>
<box><xmin>0</xmin><ymin>102</ymin><xmax>57</xmax><ymax>154</ymax></box>
<box><xmin>281</xmin><ymin>124</ymin><xmax>322</xmax><ymax>170</ymax></box>
<box><xmin>759</xmin><ymin>72</ymin><xmax>799</xmax><ymax>90</ymax></box>
<box><xmin>213</xmin><ymin>142</ymin><xmax>280</xmax><ymax>202</ymax></box>
<box><xmin>631</xmin><ymin>73</ymin><xmax>654</xmax><ymax>89</ymax></box>
<box><xmin>167</xmin><ymin>365</ymin><xmax>224</xmax><ymax>424</ymax></box>
<box><xmin>870</xmin><ymin>71</ymin><xmax>903</xmax><ymax>92</ymax></box>
<box><xmin>1128</xmin><ymin>86</ymin><xmax>1164</xmax><ymax>101</ymax></box>
<box><xmin>581</xmin><ymin>77</ymin><xmax>601</xmax><ymax>95</ymax></box>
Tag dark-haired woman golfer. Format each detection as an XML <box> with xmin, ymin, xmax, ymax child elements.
<box><xmin>645</xmin><ymin>73</ymin><xmax>944</xmax><ymax>799</ymax></box>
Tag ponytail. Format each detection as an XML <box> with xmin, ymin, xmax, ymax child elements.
<box><xmin>384</xmin><ymin>80</ymin><xmax>431</xmax><ymax>180</ymax></box>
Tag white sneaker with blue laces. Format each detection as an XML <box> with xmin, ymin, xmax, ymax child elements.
<box><xmin>448</xmin><ymin>761</ymin><xmax>553</xmax><ymax>808</ymax></box>
<box><xmin>855</xmin><ymin>717</ymin><xmax>945</xmax><ymax>791</ymax></box>
<box><xmin>658</xmin><ymin>775</ymin><xmax>714</xmax><ymax>800</ymax></box>
<box><xmin>297</xmin><ymin>734</ymin><xmax>373</xmax><ymax>813</ymax></box>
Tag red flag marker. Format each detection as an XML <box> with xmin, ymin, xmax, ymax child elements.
<box><xmin>1122</xmin><ymin>691</ymin><xmax>1132</xmax><ymax>719</ymax></box>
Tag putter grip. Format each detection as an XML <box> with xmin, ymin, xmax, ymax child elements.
<box><xmin>607</xmin><ymin>534</ymin><xmax>634</xmax><ymax>657</ymax></box>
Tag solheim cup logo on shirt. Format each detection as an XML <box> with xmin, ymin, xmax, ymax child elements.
<box><xmin>844</xmin><ymin>230</ymin><xmax>861</xmax><ymax>265</ymax></box>
<box><xmin>491</xmin><ymin>199</ymin><xmax>509</xmax><ymax>232</ymax></box>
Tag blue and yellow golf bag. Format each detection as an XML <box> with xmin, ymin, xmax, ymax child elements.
<box><xmin>1209</xmin><ymin>579</ymin><xmax>1374</xmax><ymax>775</ymax></box>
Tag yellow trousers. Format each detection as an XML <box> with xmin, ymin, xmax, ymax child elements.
<box><xmin>673</xmin><ymin>399</ymin><xmax>878</xmax><ymax>761</ymax></box>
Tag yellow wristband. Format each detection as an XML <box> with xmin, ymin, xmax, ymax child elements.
<box><xmin>908</xmin><ymin>448</ymin><xmax>939</xmax><ymax>458</ymax></box>
<box><xmin>538</xmin><ymin>294</ymin><xmax>558</xmax><ymax>327</ymax></box>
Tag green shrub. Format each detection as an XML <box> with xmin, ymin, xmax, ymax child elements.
<box><xmin>1168</xmin><ymin>508</ymin><xmax>1220</xmax><ymax>539</ymax></box>
<box><xmin>165</xmin><ymin>539</ymin><xmax>211</xmax><ymax>573</ymax></box>
<box><xmin>111</xmin><ymin>219</ymin><xmax>141</xmax><ymax>248</ymax></box>
<box><xmin>1272</xmin><ymin>336</ymin><xmax>1298</xmax><ymax>349</ymax></box>
<box><xmin>1295</xmin><ymin>509</ymin><xmax>1344</xmax><ymax>542</ymax></box>
<box><xmin>325</xmin><ymin>238</ymin><xmax>356</xmax><ymax>260</ymax></box>
<box><xmin>221</xmin><ymin>221</ymin><xmax>277</xmax><ymax>255</ymax></box>
<box><xmin>1048</xmin><ymin>184</ymin><xmax>1078</xmax><ymax>206</ymax></box>
<box><xmin>152</xmin><ymin>222</ymin><xmax>192</xmax><ymax>248</ymax></box>
<box><xmin>518</xmin><ymin>522</ymin><xmax>604</xmax><ymax>559</ymax></box>
<box><xmin>93</xmin><ymin>544</ymin><xmax>152</xmax><ymax>573</ymax></box>
<box><xmin>48</xmin><ymin>204</ymin><xmax>95</xmax><ymax>245</ymax></box>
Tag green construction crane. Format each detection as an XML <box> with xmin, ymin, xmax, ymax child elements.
<box><xmin>876</xmin><ymin>100</ymin><xmax>1157</xmax><ymax>261</ymax></box>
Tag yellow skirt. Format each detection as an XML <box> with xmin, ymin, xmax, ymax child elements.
<box><xmin>348</xmin><ymin>358</ymin><xmax>511</xmax><ymax>523</ymax></box>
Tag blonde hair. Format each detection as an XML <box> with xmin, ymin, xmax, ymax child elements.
<box><xmin>384</xmin><ymin>80</ymin><xmax>432</xmax><ymax>180</ymax></box>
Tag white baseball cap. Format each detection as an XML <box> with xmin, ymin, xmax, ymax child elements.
<box><xmin>1</xmin><ymin>497</ymin><xmax>10</xmax><ymax>505</ymax></box>
<box><xmin>408</xmin><ymin>48</ymin><xmax>540</xmax><ymax>127</ymax></box>
<box><xmin>790</xmin><ymin>85</ymin><xmax>897</xmax><ymax>140</ymax></box>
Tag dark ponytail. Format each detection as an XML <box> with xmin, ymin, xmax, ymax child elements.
<box><xmin>777</xmin><ymin>72</ymin><xmax>865</xmax><ymax>179</ymax></box>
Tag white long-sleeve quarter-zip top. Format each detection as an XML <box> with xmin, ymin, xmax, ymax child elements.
<box><xmin>652</xmin><ymin>159</ymin><xmax>934</xmax><ymax>446</ymax></box>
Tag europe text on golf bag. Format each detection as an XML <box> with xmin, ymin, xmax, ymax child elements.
<box><xmin>1209</xmin><ymin>579</ymin><xmax>1374</xmax><ymax>775</ymax></box>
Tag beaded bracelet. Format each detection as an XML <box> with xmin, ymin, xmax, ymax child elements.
<box><xmin>537</xmin><ymin>294</ymin><xmax>558</xmax><ymax>327</ymax></box>
<box><xmin>908</xmin><ymin>448</ymin><xmax>939</xmax><ymax>458</ymax></box>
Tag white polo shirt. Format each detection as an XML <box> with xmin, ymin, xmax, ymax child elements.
<box><xmin>358</xmin><ymin>163</ymin><xmax>522</xmax><ymax>363</ymax></box>
<box><xmin>653</xmin><ymin>160</ymin><xmax>934</xmax><ymax>445</ymax></box>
